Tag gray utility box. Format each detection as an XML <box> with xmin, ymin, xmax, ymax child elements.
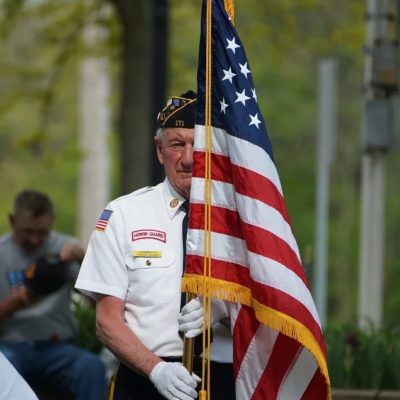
<box><xmin>364</xmin><ymin>98</ymin><xmax>392</xmax><ymax>151</ymax></box>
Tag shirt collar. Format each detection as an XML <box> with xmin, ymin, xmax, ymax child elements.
<box><xmin>162</xmin><ymin>178</ymin><xmax>187</xmax><ymax>219</ymax></box>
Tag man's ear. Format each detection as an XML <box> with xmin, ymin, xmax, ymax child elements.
<box><xmin>154</xmin><ymin>137</ymin><xmax>164</xmax><ymax>165</ymax></box>
<box><xmin>8</xmin><ymin>213</ymin><xmax>15</xmax><ymax>228</ymax></box>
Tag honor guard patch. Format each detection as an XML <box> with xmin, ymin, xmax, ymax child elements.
<box><xmin>96</xmin><ymin>209</ymin><xmax>113</xmax><ymax>232</ymax></box>
<box><xmin>132</xmin><ymin>229</ymin><xmax>166</xmax><ymax>243</ymax></box>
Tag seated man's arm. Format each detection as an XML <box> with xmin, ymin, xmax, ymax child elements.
<box><xmin>59</xmin><ymin>242</ymin><xmax>85</xmax><ymax>264</ymax></box>
<box><xmin>0</xmin><ymin>287</ymin><xmax>40</xmax><ymax>323</ymax></box>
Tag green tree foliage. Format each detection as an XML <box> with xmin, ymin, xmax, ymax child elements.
<box><xmin>326</xmin><ymin>323</ymin><xmax>400</xmax><ymax>389</ymax></box>
<box><xmin>0</xmin><ymin>0</ymin><xmax>105</xmax><ymax>234</ymax></box>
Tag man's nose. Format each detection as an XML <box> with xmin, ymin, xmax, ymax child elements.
<box><xmin>181</xmin><ymin>144</ymin><xmax>193</xmax><ymax>167</ymax></box>
<box><xmin>29</xmin><ymin>233</ymin><xmax>44</xmax><ymax>246</ymax></box>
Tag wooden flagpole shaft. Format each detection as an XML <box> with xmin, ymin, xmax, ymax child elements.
<box><xmin>182</xmin><ymin>292</ymin><xmax>196</xmax><ymax>373</ymax></box>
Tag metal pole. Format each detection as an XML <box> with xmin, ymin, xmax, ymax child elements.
<box><xmin>358</xmin><ymin>0</ymin><xmax>393</xmax><ymax>328</ymax></box>
<box><xmin>314</xmin><ymin>59</ymin><xmax>337</xmax><ymax>328</ymax></box>
<box><xmin>182</xmin><ymin>292</ymin><xmax>196</xmax><ymax>373</ymax></box>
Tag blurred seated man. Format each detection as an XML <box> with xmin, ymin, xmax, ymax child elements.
<box><xmin>0</xmin><ymin>189</ymin><xmax>107</xmax><ymax>400</ymax></box>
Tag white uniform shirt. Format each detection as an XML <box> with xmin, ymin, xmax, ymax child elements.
<box><xmin>75</xmin><ymin>179</ymin><xmax>186</xmax><ymax>357</ymax></box>
<box><xmin>210</xmin><ymin>323</ymin><xmax>233</xmax><ymax>363</ymax></box>
<box><xmin>0</xmin><ymin>352</ymin><xmax>38</xmax><ymax>400</ymax></box>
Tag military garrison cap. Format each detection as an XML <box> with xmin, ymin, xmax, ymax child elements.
<box><xmin>157</xmin><ymin>90</ymin><xmax>197</xmax><ymax>129</ymax></box>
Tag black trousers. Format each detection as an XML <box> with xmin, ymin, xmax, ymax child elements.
<box><xmin>108</xmin><ymin>358</ymin><xmax>235</xmax><ymax>400</ymax></box>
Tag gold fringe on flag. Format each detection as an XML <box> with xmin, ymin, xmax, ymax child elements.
<box><xmin>182</xmin><ymin>274</ymin><xmax>331</xmax><ymax>398</ymax></box>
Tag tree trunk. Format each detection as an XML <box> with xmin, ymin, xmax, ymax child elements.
<box><xmin>112</xmin><ymin>0</ymin><xmax>153</xmax><ymax>194</ymax></box>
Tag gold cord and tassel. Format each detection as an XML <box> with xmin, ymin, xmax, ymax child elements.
<box><xmin>183</xmin><ymin>1</ymin><xmax>235</xmax><ymax>399</ymax></box>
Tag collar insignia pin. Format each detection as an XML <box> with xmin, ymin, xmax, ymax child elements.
<box><xmin>170</xmin><ymin>198</ymin><xmax>179</xmax><ymax>208</ymax></box>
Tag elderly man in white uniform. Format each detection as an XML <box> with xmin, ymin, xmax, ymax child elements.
<box><xmin>75</xmin><ymin>91</ymin><xmax>235</xmax><ymax>400</ymax></box>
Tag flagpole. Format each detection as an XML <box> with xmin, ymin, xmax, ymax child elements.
<box><xmin>183</xmin><ymin>0</ymin><xmax>241</xmax><ymax>397</ymax></box>
<box><xmin>183</xmin><ymin>2</ymin><xmax>236</xmax><ymax>398</ymax></box>
<box><xmin>182</xmin><ymin>292</ymin><xmax>196</xmax><ymax>373</ymax></box>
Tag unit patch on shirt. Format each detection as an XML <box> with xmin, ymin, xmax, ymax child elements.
<box><xmin>132</xmin><ymin>229</ymin><xmax>166</xmax><ymax>243</ymax></box>
<box><xmin>96</xmin><ymin>209</ymin><xmax>113</xmax><ymax>232</ymax></box>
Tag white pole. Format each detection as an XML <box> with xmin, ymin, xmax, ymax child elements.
<box><xmin>78</xmin><ymin>21</ymin><xmax>111</xmax><ymax>247</ymax></box>
<box><xmin>314</xmin><ymin>59</ymin><xmax>337</xmax><ymax>327</ymax></box>
<box><xmin>359</xmin><ymin>154</ymin><xmax>386</xmax><ymax>327</ymax></box>
<box><xmin>358</xmin><ymin>0</ymin><xmax>392</xmax><ymax>328</ymax></box>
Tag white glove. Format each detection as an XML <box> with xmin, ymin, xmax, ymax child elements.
<box><xmin>149</xmin><ymin>361</ymin><xmax>201</xmax><ymax>400</ymax></box>
<box><xmin>178</xmin><ymin>297</ymin><xmax>228</xmax><ymax>338</ymax></box>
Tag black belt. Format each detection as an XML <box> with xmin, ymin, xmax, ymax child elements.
<box><xmin>160</xmin><ymin>356</ymin><xmax>182</xmax><ymax>362</ymax></box>
<box><xmin>160</xmin><ymin>355</ymin><xmax>205</xmax><ymax>377</ymax></box>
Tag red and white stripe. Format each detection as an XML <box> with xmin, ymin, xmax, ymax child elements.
<box><xmin>186</xmin><ymin>125</ymin><xmax>328</xmax><ymax>399</ymax></box>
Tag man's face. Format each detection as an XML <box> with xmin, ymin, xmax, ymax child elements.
<box><xmin>9</xmin><ymin>211</ymin><xmax>54</xmax><ymax>253</ymax></box>
<box><xmin>155</xmin><ymin>127</ymin><xmax>195</xmax><ymax>199</ymax></box>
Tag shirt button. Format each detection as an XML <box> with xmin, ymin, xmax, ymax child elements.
<box><xmin>146</xmin><ymin>260</ymin><xmax>152</xmax><ymax>266</ymax></box>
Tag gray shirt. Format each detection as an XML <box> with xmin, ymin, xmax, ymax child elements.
<box><xmin>0</xmin><ymin>232</ymin><xmax>80</xmax><ymax>342</ymax></box>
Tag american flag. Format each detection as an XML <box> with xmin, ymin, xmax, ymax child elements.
<box><xmin>95</xmin><ymin>209</ymin><xmax>113</xmax><ymax>232</ymax></box>
<box><xmin>182</xmin><ymin>0</ymin><xmax>331</xmax><ymax>399</ymax></box>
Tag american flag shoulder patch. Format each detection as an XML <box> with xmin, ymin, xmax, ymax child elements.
<box><xmin>96</xmin><ymin>209</ymin><xmax>113</xmax><ymax>232</ymax></box>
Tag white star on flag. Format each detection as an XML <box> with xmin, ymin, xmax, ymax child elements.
<box><xmin>235</xmin><ymin>89</ymin><xmax>250</xmax><ymax>106</ymax></box>
<box><xmin>249</xmin><ymin>113</ymin><xmax>262</xmax><ymax>129</ymax></box>
<box><xmin>220</xmin><ymin>98</ymin><xmax>229</xmax><ymax>114</ymax></box>
<box><xmin>239</xmin><ymin>62</ymin><xmax>251</xmax><ymax>78</ymax></box>
<box><xmin>222</xmin><ymin>67</ymin><xmax>236</xmax><ymax>83</ymax></box>
<box><xmin>251</xmin><ymin>88</ymin><xmax>257</xmax><ymax>102</ymax></box>
<box><xmin>226</xmin><ymin>37</ymin><xmax>240</xmax><ymax>53</ymax></box>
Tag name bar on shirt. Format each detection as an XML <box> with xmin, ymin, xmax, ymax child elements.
<box><xmin>132</xmin><ymin>250</ymin><xmax>162</xmax><ymax>258</ymax></box>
